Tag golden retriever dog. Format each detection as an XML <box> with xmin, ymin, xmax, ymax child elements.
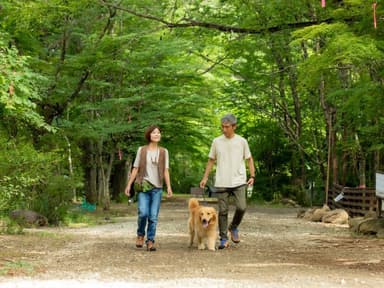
<box><xmin>188</xmin><ymin>198</ymin><xmax>218</xmax><ymax>251</ymax></box>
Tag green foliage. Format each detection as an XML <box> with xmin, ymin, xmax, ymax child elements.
<box><xmin>0</xmin><ymin>217</ymin><xmax>24</xmax><ymax>235</ymax></box>
<box><xmin>1</xmin><ymin>0</ymin><xmax>384</xmax><ymax>208</ymax></box>
<box><xmin>0</xmin><ymin>139</ymin><xmax>46</xmax><ymax>213</ymax></box>
<box><xmin>0</xmin><ymin>137</ymin><xmax>77</xmax><ymax>224</ymax></box>
<box><xmin>0</xmin><ymin>32</ymin><xmax>51</xmax><ymax>131</ymax></box>
<box><xmin>31</xmin><ymin>175</ymin><xmax>74</xmax><ymax>225</ymax></box>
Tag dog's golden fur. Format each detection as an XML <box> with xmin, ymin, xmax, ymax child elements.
<box><xmin>188</xmin><ymin>198</ymin><xmax>218</xmax><ymax>251</ymax></box>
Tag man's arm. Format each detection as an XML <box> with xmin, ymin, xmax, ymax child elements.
<box><xmin>247</xmin><ymin>156</ymin><xmax>255</xmax><ymax>185</ymax></box>
<box><xmin>199</xmin><ymin>158</ymin><xmax>215</xmax><ymax>188</ymax></box>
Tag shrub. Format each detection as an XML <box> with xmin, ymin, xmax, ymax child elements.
<box><xmin>0</xmin><ymin>138</ymin><xmax>78</xmax><ymax>225</ymax></box>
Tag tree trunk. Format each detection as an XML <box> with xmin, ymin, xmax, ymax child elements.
<box><xmin>111</xmin><ymin>159</ymin><xmax>131</xmax><ymax>201</ymax></box>
<box><xmin>269</xmin><ymin>36</ymin><xmax>306</xmax><ymax>197</ymax></box>
<box><xmin>83</xmin><ymin>139</ymin><xmax>97</xmax><ymax>204</ymax></box>
<box><xmin>64</xmin><ymin>136</ymin><xmax>76</xmax><ymax>201</ymax></box>
<box><xmin>319</xmin><ymin>77</ymin><xmax>337</xmax><ymax>203</ymax></box>
<box><xmin>341</xmin><ymin>125</ymin><xmax>348</xmax><ymax>186</ymax></box>
<box><xmin>103</xmin><ymin>151</ymin><xmax>114</xmax><ymax>210</ymax></box>
<box><xmin>96</xmin><ymin>141</ymin><xmax>113</xmax><ymax>210</ymax></box>
<box><xmin>355</xmin><ymin>133</ymin><xmax>366</xmax><ymax>188</ymax></box>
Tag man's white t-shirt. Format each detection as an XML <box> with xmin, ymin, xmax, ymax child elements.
<box><xmin>208</xmin><ymin>134</ymin><xmax>252</xmax><ymax>188</ymax></box>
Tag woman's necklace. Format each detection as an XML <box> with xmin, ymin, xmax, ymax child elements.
<box><xmin>149</xmin><ymin>148</ymin><xmax>159</xmax><ymax>165</ymax></box>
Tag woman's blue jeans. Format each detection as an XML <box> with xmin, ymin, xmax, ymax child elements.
<box><xmin>137</xmin><ymin>188</ymin><xmax>162</xmax><ymax>243</ymax></box>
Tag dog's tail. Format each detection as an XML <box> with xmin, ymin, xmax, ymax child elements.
<box><xmin>188</xmin><ymin>198</ymin><xmax>200</xmax><ymax>211</ymax></box>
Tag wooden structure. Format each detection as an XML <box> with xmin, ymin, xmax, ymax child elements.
<box><xmin>375</xmin><ymin>172</ymin><xmax>384</xmax><ymax>218</ymax></box>
<box><xmin>328</xmin><ymin>184</ymin><xmax>378</xmax><ymax>217</ymax></box>
<box><xmin>190</xmin><ymin>187</ymin><xmax>205</xmax><ymax>198</ymax></box>
<box><xmin>190</xmin><ymin>187</ymin><xmax>217</xmax><ymax>203</ymax></box>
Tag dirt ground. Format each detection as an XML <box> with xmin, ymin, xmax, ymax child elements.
<box><xmin>1</xmin><ymin>196</ymin><xmax>384</xmax><ymax>288</ymax></box>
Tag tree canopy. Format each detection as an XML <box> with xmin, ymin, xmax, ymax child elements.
<box><xmin>1</xmin><ymin>0</ymin><xmax>383</xmax><ymax>222</ymax></box>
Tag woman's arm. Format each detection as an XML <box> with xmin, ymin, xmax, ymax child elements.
<box><xmin>124</xmin><ymin>167</ymin><xmax>138</xmax><ymax>197</ymax></box>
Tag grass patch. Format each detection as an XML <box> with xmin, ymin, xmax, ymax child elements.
<box><xmin>0</xmin><ymin>260</ymin><xmax>34</xmax><ymax>276</ymax></box>
<box><xmin>64</xmin><ymin>209</ymin><xmax>100</xmax><ymax>227</ymax></box>
<box><xmin>0</xmin><ymin>217</ymin><xmax>24</xmax><ymax>235</ymax></box>
<box><xmin>23</xmin><ymin>230</ymin><xmax>64</xmax><ymax>239</ymax></box>
<box><xmin>63</xmin><ymin>201</ymin><xmax>134</xmax><ymax>227</ymax></box>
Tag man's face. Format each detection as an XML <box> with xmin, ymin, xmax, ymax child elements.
<box><xmin>221</xmin><ymin>122</ymin><xmax>236</xmax><ymax>138</ymax></box>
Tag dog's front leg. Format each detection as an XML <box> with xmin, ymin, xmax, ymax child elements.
<box><xmin>207</xmin><ymin>237</ymin><xmax>216</xmax><ymax>251</ymax></box>
<box><xmin>197</xmin><ymin>235</ymin><xmax>205</xmax><ymax>250</ymax></box>
<box><xmin>188</xmin><ymin>225</ymin><xmax>195</xmax><ymax>248</ymax></box>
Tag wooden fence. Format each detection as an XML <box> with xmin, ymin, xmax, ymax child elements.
<box><xmin>327</xmin><ymin>184</ymin><xmax>378</xmax><ymax>217</ymax></box>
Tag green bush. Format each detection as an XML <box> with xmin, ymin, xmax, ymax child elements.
<box><xmin>0</xmin><ymin>138</ymin><xmax>78</xmax><ymax>225</ymax></box>
<box><xmin>0</xmin><ymin>140</ymin><xmax>44</xmax><ymax>214</ymax></box>
<box><xmin>31</xmin><ymin>175</ymin><xmax>74</xmax><ymax>225</ymax></box>
<box><xmin>0</xmin><ymin>217</ymin><xmax>24</xmax><ymax>235</ymax></box>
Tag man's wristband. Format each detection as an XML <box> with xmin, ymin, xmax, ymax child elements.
<box><xmin>249</xmin><ymin>176</ymin><xmax>255</xmax><ymax>179</ymax></box>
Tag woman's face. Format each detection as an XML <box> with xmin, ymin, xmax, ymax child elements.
<box><xmin>150</xmin><ymin>128</ymin><xmax>161</xmax><ymax>143</ymax></box>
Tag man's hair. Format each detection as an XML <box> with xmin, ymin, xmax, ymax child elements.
<box><xmin>221</xmin><ymin>114</ymin><xmax>237</xmax><ymax>125</ymax></box>
<box><xmin>144</xmin><ymin>125</ymin><xmax>161</xmax><ymax>143</ymax></box>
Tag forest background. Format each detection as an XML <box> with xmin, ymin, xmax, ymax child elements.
<box><xmin>1</xmin><ymin>0</ymin><xmax>383</xmax><ymax>225</ymax></box>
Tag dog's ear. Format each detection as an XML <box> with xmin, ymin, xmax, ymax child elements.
<box><xmin>212</xmin><ymin>209</ymin><xmax>217</xmax><ymax>223</ymax></box>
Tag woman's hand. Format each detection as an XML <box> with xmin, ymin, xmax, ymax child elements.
<box><xmin>166</xmin><ymin>186</ymin><xmax>173</xmax><ymax>198</ymax></box>
<box><xmin>124</xmin><ymin>184</ymin><xmax>131</xmax><ymax>197</ymax></box>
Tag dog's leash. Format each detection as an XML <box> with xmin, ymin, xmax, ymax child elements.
<box><xmin>192</xmin><ymin>186</ymin><xmax>216</xmax><ymax>206</ymax></box>
<box><xmin>201</xmin><ymin>186</ymin><xmax>209</xmax><ymax>205</ymax></box>
<box><xmin>201</xmin><ymin>186</ymin><xmax>216</xmax><ymax>206</ymax></box>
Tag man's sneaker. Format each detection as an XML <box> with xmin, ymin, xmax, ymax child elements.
<box><xmin>218</xmin><ymin>239</ymin><xmax>229</xmax><ymax>249</ymax></box>
<box><xmin>229</xmin><ymin>228</ymin><xmax>240</xmax><ymax>243</ymax></box>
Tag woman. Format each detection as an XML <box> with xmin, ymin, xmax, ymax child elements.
<box><xmin>124</xmin><ymin>125</ymin><xmax>173</xmax><ymax>251</ymax></box>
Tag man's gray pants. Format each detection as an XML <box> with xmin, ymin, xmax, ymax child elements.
<box><xmin>215</xmin><ymin>185</ymin><xmax>247</xmax><ymax>240</ymax></box>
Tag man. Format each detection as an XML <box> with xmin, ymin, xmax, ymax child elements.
<box><xmin>200</xmin><ymin>114</ymin><xmax>255</xmax><ymax>249</ymax></box>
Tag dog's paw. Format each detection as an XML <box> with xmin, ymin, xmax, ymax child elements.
<box><xmin>197</xmin><ymin>244</ymin><xmax>205</xmax><ymax>250</ymax></box>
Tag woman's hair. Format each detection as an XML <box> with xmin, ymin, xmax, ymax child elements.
<box><xmin>144</xmin><ymin>125</ymin><xmax>161</xmax><ymax>143</ymax></box>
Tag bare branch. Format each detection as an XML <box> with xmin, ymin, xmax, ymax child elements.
<box><xmin>100</xmin><ymin>1</ymin><xmax>360</xmax><ymax>34</ymax></box>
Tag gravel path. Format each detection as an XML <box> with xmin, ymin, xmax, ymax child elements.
<box><xmin>1</xmin><ymin>198</ymin><xmax>384</xmax><ymax>287</ymax></box>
